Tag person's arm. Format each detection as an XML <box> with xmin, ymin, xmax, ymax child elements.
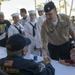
<box><xmin>8</xmin><ymin>26</ymin><xmax>14</xmax><ymax>38</ymax></box>
<box><xmin>72</xmin><ymin>64</ymin><xmax>75</xmax><ymax>66</ymax></box>
<box><xmin>0</xmin><ymin>69</ymin><xmax>9</xmax><ymax>75</ymax></box>
<box><xmin>20</xmin><ymin>24</ymin><xmax>25</xmax><ymax>36</ymax></box>
<box><xmin>59</xmin><ymin>59</ymin><xmax>71</xmax><ymax>66</ymax></box>
<box><xmin>6</xmin><ymin>20</ymin><xmax>11</xmax><ymax>27</ymax></box>
<box><xmin>36</xmin><ymin>63</ymin><xmax>55</xmax><ymax>75</ymax></box>
<box><xmin>69</xmin><ymin>29</ymin><xmax>75</xmax><ymax>40</ymax></box>
<box><xmin>41</xmin><ymin>22</ymin><xmax>48</xmax><ymax>56</ymax></box>
<box><xmin>32</xmin><ymin>56</ymin><xmax>55</xmax><ymax>75</ymax></box>
<box><xmin>39</xmin><ymin>56</ymin><xmax>55</xmax><ymax>75</ymax></box>
<box><xmin>68</xmin><ymin>15</ymin><xmax>75</xmax><ymax>40</ymax></box>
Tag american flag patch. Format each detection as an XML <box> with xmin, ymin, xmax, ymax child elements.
<box><xmin>4</xmin><ymin>60</ymin><xmax>13</xmax><ymax>66</ymax></box>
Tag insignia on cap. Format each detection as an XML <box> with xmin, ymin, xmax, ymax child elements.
<box><xmin>47</xmin><ymin>7</ymin><xmax>50</xmax><ymax>10</ymax></box>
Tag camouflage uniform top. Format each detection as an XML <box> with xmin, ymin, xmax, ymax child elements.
<box><xmin>41</xmin><ymin>14</ymin><xmax>74</xmax><ymax>50</ymax></box>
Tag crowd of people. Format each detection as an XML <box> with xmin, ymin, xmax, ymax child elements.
<box><xmin>0</xmin><ymin>1</ymin><xmax>75</xmax><ymax>75</ymax></box>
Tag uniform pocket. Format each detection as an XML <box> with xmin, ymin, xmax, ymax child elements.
<box><xmin>47</xmin><ymin>30</ymin><xmax>55</xmax><ymax>36</ymax></box>
<box><xmin>62</xmin><ymin>25</ymin><xmax>69</xmax><ymax>36</ymax></box>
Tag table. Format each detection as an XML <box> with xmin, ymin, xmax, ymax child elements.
<box><xmin>23</xmin><ymin>52</ymin><xmax>44</xmax><ymax>62</ymax></box>
<box><xmin>51</xmin><ymin>60</ymin><xmax>75</xmax><ymax>75</ymax></box>
<box><xmin>0</xmin><ymin>47</ymin><xmax>75</xmax><ymax>75</ymax></box>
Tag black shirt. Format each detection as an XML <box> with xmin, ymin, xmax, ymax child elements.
<box><xmin>0</xmin><ymin>20</ymin><xmax>11</xmax><ymax>47</ymax></box>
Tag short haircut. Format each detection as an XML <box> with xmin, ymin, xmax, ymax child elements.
<box><xmin>0</xmin><ymin>12</ymin><xmax>4</xmax><ymax>17</ymax></box>
<box><xmin>20</xmin><ymin>8</ymin><xmax>27</xmax><ymax>14</ymax></box>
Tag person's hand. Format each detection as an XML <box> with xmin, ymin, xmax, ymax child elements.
<box><xmin>43</xmin><ymin>55</ymin><xmax>51</xmax><ymax>64</ymax></box>
<box><xmin>59</xmin><ymin>59</ymin><xmax>65</xmax><ymax>64</ymax></box>
<box><xmin>59</xmin><ymin>60</ymin><xmax>71</xmax><ymax>66</ymax></box>
<box><xmin>72</xmin><ymin>64</ymin><xmax>75</xmax><ymax>66</ymax></box>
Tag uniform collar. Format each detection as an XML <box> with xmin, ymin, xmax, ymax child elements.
<box><xmin>58</xmin><ymin>14</ymin><xmax>64</xmax><ymax>23</ymax></box>
<box><xmin>7</xmin><ymin>55</ymin><xmax>24</xmax><ymax>59</ymax></box>
<box><xmin>46</xmin><ymin>14</ymin><xmax>64</xmax><ymax>22</ymax></box>
<box><xmin>45</xmin><ymin>14</ymin><xmax>65</xmax><ymax>27</ymax></box>
<box><xmin>23</xmin><ymin>16</ymin><xmax>27</xmax><ymax>20</ymax></box>
<box><xmin>23</xmin><ymin>16</ymin><xmax>30</xmax><ymax>21</ymax></box>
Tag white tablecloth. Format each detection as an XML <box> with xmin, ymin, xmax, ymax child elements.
<box><xmin>23</xmin><ymin>52</ymin><xmax>44</xmax><ymax>62</ymax></box>
<box><xmin>0</xmin><ymin>47</ymin><xmax>75</xmax><ymax>75</ymax></box>
<box><xmin>51</xmin><ymin>60</ymin><xmax>75</xmax><ymax>75</ymax></box>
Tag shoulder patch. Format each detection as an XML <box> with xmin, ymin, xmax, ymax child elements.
<box><xmin>39</xmin><ymin>63</ymin><xmax>45</xmax><ymax>72</ymax></box>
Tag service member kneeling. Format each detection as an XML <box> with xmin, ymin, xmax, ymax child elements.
<box><xmin>0</xmin><ymin>34</ymin><xmax>55</xmax><ymax>75</ymax></box>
